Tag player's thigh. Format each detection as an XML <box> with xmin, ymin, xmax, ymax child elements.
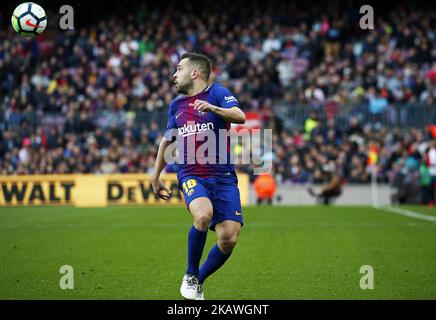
<box><xmin>188</xmin><ymin>197</ymin><xmax>213</xmax><ymax>220</ymax></box>
<box><xmin>179</xmin><ymin>176</ymin><xmax>213</xmax><ymax>220</ymax></box>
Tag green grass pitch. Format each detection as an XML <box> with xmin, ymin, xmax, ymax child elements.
<box><xmin>0</xmin><ymin>205</ymin><xmax>435</xmax><ymax>299</ymax></box>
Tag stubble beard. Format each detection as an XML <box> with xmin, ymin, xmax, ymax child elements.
<box><xmin>176</xmin><ymin>79</ymin><xmax>194</xmax><ymax>95</ymax></box>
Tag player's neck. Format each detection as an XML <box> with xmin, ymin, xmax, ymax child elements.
<box><xmin>187</xmin><ymin>81</ymin><xmax>209</xmax><ymax>97</ymax></box>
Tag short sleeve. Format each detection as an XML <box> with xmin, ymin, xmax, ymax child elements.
<box><xmin>164</xmin><ymin>102</ymin><xmax>177</xmax><ymax>141</ymax></box>
<box><xmin>166</xmin><ymin>102</ymin><xmax>176</xmax><ymax>130</ymax></box>
<box><xmin>214</xmin><ymin>85</ymin><xmax>240</xmax><ymax>109</ymax></box>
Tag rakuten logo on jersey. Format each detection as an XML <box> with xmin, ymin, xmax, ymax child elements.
<box><xmin>178</xmin><ymin>122</ymin><xmax>215</xmax><ymax>137</ymax></box>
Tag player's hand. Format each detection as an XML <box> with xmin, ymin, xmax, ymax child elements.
<box><xmin>189</xmin><ymin>99</ymin><xmax>216</xmax><ymax>113</ymax></box>
<box><xmin>151</xmin><ymin>179</ymin><xmax>172</xmax><ymax>200</ymax></box>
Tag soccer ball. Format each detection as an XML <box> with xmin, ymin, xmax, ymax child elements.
<box><xmin>11</xmin><ymin>2</ymin><xmax>47</xmax><ymax>37</ymax></box>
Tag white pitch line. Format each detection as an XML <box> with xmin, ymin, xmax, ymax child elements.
<box><xmin>374</xmin><ymin>205</ymin><xmax>436</xmax><ymax>222</ymax></box>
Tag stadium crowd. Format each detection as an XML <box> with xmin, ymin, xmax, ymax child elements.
<box><xmin>1</xmin><ymin>1</ymin><xmax>435</xmax><ymax>202</ymax></box>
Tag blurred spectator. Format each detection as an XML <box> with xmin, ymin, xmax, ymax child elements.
<box><xmin>0</xmin><ymin>0</ymin><xmax>435</xmax><ymax>187</ymax></box>
<box><xmin>427</xmin><ymin>140</ymin><xmax>436</xmax><ymax>205</ymax></box>
<box><xmin>419</xmin><ymin>160</ymin><xmax>432</xmax><ymax>205</ymax></box>
<box><xmin>253</xmin><ymin>172</ymin><xmax>277</xmax><ymax>205</ymax></box>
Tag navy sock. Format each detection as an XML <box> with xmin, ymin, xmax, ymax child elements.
<box><xmin>186</xmin><ymin>225</ymin><xmax>208</xmax><ymax>276</ymax></box>
<box><xmin>198</xmin><ymin>244</ymin><xmax>231</xmax><ymax>284</ymax></box>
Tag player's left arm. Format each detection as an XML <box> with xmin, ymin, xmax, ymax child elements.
<box><xmin>190</xmin><ymin>100</ymin><xmax>246</xmax><ymax>124</ymax></box>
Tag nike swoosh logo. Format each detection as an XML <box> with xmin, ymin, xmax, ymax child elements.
<box><xmin>25</xmin><ymin>19</ymin><xmax>41</xmax><ymax>28</ymax></box>
<box><xmin>175</xmin><ymin>112</ymin><xmax>183</xmax><ymax>119</ymax></box>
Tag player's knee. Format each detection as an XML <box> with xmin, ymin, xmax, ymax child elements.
<box><xmin>194</xmin><ymin>213</ymin><xmax>212</xmax><ymax>231</ymax></box>
<box><xmin>219</xmin><ymin>233</ymin><xmax>239</xmax><ymax>254</ymax></box>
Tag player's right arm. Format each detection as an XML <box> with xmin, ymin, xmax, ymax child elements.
<box><xmin>151</xmin><ymin>101</ymin><xmax>177</xmax><ymax>200</ymax></box>
<box><xmin>151</xmin><ymin>137</ymin><xmax>172</xmax><ymax>200</ymax></box>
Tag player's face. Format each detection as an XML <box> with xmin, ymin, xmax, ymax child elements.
<box><xmin>173</xmin><ymin>59</ymin><xmax>194</xmax><ymax>94</ymax></box>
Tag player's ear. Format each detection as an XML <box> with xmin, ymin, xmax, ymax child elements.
<box><xmin>191</xmin><ymin>69</ymin><xmax>198</xmax><ymax>80</ymax></box>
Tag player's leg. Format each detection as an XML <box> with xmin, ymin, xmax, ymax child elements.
<box><xmin>194</xmin><ymin>179</ymin><xmax>243</xmax><ymax>299</ymax></box>
<box><xmin>181</xmin><ymin>197</ymin><xmax>212</xmax><ymax>299</ymax></box>
<box><xmin>195</xmin><ymin>221</ymin><xmax>240</xmax><ymax>301</ymax></box>
<box><xmin>179</xmin><ymin>177</ymin><xmax>213</xmax><ymax>299</ymax></box>
<box><xmin>196</xmin><ymin>220</ymin><xmax>241</xmax><ymax>300</ymax></box>
<box><xmin>198</xmin><ymin>220</ymin><xmax>241</xmax><ymax>285</ymax></box>
<box><xmin>198</xmin><ymin>179</ymin><xmax>243</xmax><ymax>286</ymax></box>
<box><xmin>216</xmin><ymin>220</ymin><xmax>241</xmax><ymax>254</ymax></box>
<box><xmin>187</xmin><ymin>196</ymin><xmax>213</xmax><ymax>275</ymax></box>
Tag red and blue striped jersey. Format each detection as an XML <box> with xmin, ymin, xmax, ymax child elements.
<box><xmin>165</xmin><ymin>83</ymin><xmax>240</xmax><ymax>182</ymax></box>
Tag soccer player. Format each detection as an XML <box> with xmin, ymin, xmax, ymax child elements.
<box><xmin>151</xmin><ymin>53</ymin><xmax>246</xmax><ymax>300</ymax></box>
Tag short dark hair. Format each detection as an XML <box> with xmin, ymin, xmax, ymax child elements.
<box><xmin>181</xmin><ymin>52</ymin><xmax>211</xmax><ymax>81</ymax></box>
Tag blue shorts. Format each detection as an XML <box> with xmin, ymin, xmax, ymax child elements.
<box><xmin>179</xmin><ymin>176</ymin><xmax>243</xmax><ymax>231</ymax></box>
